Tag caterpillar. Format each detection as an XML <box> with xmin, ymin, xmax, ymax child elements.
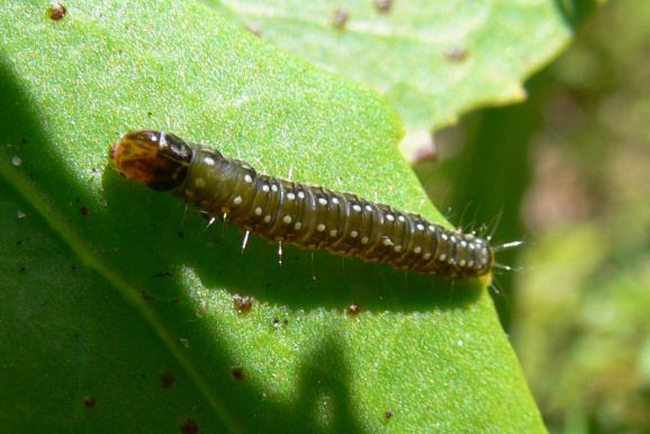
<box><xmin>109</xmin><ymin>130</ymin><xmax>495</xmax><ymax>278</ymax></box>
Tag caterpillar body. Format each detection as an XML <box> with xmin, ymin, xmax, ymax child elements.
<box><xmin>109</xmin><ymin>130</ymin><xmax>494</xmax><ymax>278</ymax></box>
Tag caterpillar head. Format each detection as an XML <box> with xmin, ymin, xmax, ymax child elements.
<box><xmin>110</xmin><ymin>130</ymin><xmax>192</xmax><ymax>190</ymax></box>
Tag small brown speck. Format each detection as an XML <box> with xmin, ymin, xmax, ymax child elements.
<box><xmin>19</xmin><ymin>266</ymin><xmax>26</xmax><ymax>273</ymax></box>
<box><xmin>160</xmin><ymin>371</ymin><xmax>175</xmax><ymax>389</ymax></box>
<box><xmin>180</xmin><ymin>418</ymin><xmax>199</xmax><ymax>434</ymax></box>
<box><xmin>332</xmin><ymin>9</ymin><xmax>349</xmax><ymax>29</ymax></box>
<box><xmin>48</xmin><ymin>2</ymin><xmax>67</xmax><ymax>20</ymax></box>
<box><xmin>79</xmin><ymin>206</ymin><xmax>88</xmax><ymax>215</ymax></box>
<box><xmin>83</xmin><ymin>395</ymin><xmax>95</xmax><ymax>409</ymax></box>
<box><xmin>244</xmin><ymin>23</ymin><xmax>262</xmax><ymax>36</ymax></box>
<box><xmin>177</xmin><ymin>232</ymin><xmax>184</xmax><ymax>238</ymax></box>
<box><xmin>75</xmin><ymin>196</ymin><xmax>81</xmax><ymax>203</ymax></box>
<box><xmin>444</xmin><ymin>47</ymin><xmax>469</xmax><ymax>62</ymax></box>
<box><xmin>346</xmin><ymin>303</ymin><xmax>361</xmax><ymax>316</ymax></box>
<box><xmin>233</xmin><ymin>294</ymin><xmax>253</xmax><ymax>314</ymax></box>
<box><xmin>374</xmin><ymin>0</ymin><xmax>393</xmax><ymax>13</ymax></box>
<box><xmin>384</xmin><ymin>410</ymin><xmax>393</xmax><ymax>419</ymax></box>
<box><xmin>231</xmin><ymin>366</ymin><xmax>244</xmax><ymax>381</ymax></box>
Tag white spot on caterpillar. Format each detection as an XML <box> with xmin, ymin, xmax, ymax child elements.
<box><xmin>287</xmin><ymin>192</ymin><xmax>296</xmax><ymax>200</ymax></box>
<box><xmin>263</xmin><ymin>215</ymin><xmax>272</xmax><ymax>223</ymax></box>
<box><xmin>254</xmin><ymin>207</ymin><xmax>263</xmax><ymax>216</ymax></box>
<box><xmin>271</xmin><ymin>184</ymin><xmax>278</xmax><ymax>192</ymax></box>
<box><xmin>382</xmin><ymin>237</ymin><xmax>394</xmax><ymax>246</ymax></box>
<box><xmin>416</xmin><ymin>224</ymin><xmax>425</xmax><ymax>231</ymax></box>
<box><xmin>423</xmin><ymin>253</ymin><xmax>432</xmax><ymax>260</ymax></box>
<box><xmin>283</xmin><ymin>215</ymin><xmax>292</xmax><ymax>224</ymax></box>
<box><xmin>331</xmin><ymin>197</ymin><xmax>340</xmax><ymax>204</ymax></box>
<box><xmin>459</xmin><ymin>259</ymin><xmax>466</xmax><ymax>266</ymax></box>
<box><xmin>184</xmin><ymin>189</ymin><xmax>194</xmax><ymax>197</ymax></box>
<box><xmin>318</xmin><ymin>197</ymin><xmax>328</xmax><ymax>206</ymax></box>
<box><xmin>317</xmin><ymin>224</ymin><xmax>326</xmax><ymax>232</ymax></box>
<box><xmin>329</xmin><ymin>229</ymin><xmax>337</xmax><ymax>237</ymax></box>
<box><xmin>439</xmin><ymin>253</ymin><xmax>447</xmax><ymax>261</ymax></box>
<box><xmin>361</xmin><ymin>236</ymin><xmax>369</xmax><ymax>244</ymax></box>
<box><xmin>441</xmin><ymin>233</ymin><xmax>449</xmax><ymax>241</ymax></box>
<box><xmin>386</xmin><ymin>214</ymin><xmax>395</xmax><ymax>222</ymax></box>
<box><xmin>352</xmin><ymin>204</ymin><xmax>362</xmax><ymax>212</ymax></box>
<box><xmin>204</xmin><ymin>156</ymin><xmax>215</xmax><ymax>166</ymax></box>
<box><xmin>350</xmin><ymin>230</ymin><xmax>359</xmax><ymax>238</ymax></box>
<box><xmin>294</xmin><ymin>222</ymin><xmax>302</xmax><ymax>230</ymax></box>
<box><xmin>262</xmin><ymin>184</ymin><xmax>270</xmax><ymax>192</ymax></box>
<box><xmin>244</xmin><ymin>174</ymin><xmax>253</xmax><ymax>183</ymax></box>
<box><xmin>393</xmin><ymin>245</ymin><xmax>402</xmax><ymax>252</ymax></box>
<box><xmin>413</xmin><ymin>246</ymin><xmax>422</xmax><ymax>254</ymax></box>
<box><xmin>365</xmin><ymin>205</ymin><xmax>373</xmax><ymax>212</ymax></box>
<box><xmin>194</xmin><ymin>178</ymin><xmax>205</xmax><ymax>188</ymax></box>
<box><xmin>233</xmin><ymin>196</ymin><xmax>243</xmax><ymax>205</ymax></box>
<box><xmin>298</xmin><ymin>191</ymin><xmax>306</xmax><ymax>199</ymax></box>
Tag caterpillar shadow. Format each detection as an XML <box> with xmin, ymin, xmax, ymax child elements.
<box><xmin>103</xmin><ymin>170</ymin><xmax>483</xmax><ymax>314</ymax></box>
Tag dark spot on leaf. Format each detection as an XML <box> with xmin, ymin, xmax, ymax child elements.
<box><xmin>147</xmin><ymin>111</ymin><xmax>153</xmax><ymax>117</ymax></box>
<box><xmin>19</xmin><ymin>266</ymin><xmax>26</xmax><ymax>273</ymax></box>
<box><xmin>180</xmin><ymin>418</ymin><xmax>199</xmax><ymax>434</ymax></box>
<box><xmin>16</xmin><ymin>240</ymin><xmax>22</xmax><ymax>246</ymax></box>
<box><xmin>79</xmin><ymin>206</ymin><xmax>88</xmax><ymax>215</ymax></box>
<box><xmin>347</xmin><ymin>303</ymin><xmax>361</xmax><ymax>316</ymax></box>
<box><xmin>384</xmin><ymin>410</ymin><xmax>393</xmax><ymax>419</ymax></box>
<box><xmin>444</xmin><ymin>47</ymin><xmax>469</xmax><ymax>62</ymax></box>
<box><xmin>244</xmin><ymin>23</ymin><xmax>262</xmax><ymax>36</ymax></box>
<box><xmin>21</xmin><ymin>138</ymin><xmax>27</xmax><ymax>144</ymax></box>
<box><xmin>374</xmin><ymin>0</ymin><xmax>393</xmax><ymax>13</ymax></box>
<box><xmin>177</xmin><ymin>232</ymin><xmax>184</xmax><ymax>238</ymax></box>
<box><xmin>231</xmin><ymin>366</ymin><xmax>244</xmax><ymax>381</ymax></box>
<box><xmin>141</xmin><ymin>291</ymin><xmax>155</xmax><ymax>302</ymax></box>
<box><xmin>233</xmin><ymin>294</ymin><xmax>253</xmax><ymax>314</ymax></box>
<box><xmin>332</xmin><ymin>9</ymin><xmax>349</xmax><ymax>29</ymax></box>
<box><xmin>153</xmin><ymin>271</ymin><xmax>172</xmax><ymax>278</ymax></box>
<box><xmin>83</xmin><ymin>395</ymin><xmax>95</xmax><ymax>409</ymax></box>
<box><xmin>160</xmin><ymin>370</ymin><xmax>175</xmax><ymax>389</ymax></box>
<box><xmin>48</xmin><ymin>2</ymin><xmax>67</xmax><ymax>20</ymax></box>
<box><xmin>75</xmin><ymin>195</ymin><xmax>81</xmax><ymax>203</ymax></box>
<box><xmin>71</xmin><ymin>265</ymin><xmax>77</xmax><ymax>271</ymax></box>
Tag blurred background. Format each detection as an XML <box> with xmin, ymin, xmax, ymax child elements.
<box><xmin>414</xmin><ymin>1</ymin><xmax>650</xmax><ymax>433</ymax></box>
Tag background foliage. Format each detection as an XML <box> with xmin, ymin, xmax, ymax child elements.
<box><xmin>416</xmin><ymin>1</ymin><xmax>650</xmax><ymax>433</ymax></box>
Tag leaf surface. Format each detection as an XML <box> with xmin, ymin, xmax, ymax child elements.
<box><xmin>0</xmin><ymin>1</ymin><xmax>544</xmax><ymax>432</ymax></box>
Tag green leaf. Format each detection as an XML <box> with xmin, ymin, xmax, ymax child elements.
<box><xmin>205</xmin><ymin>0</ymin><xmax>576</xmax><ymax>130</ymax></box>
<box><xmin>0</xmin><ymin>1</ymin><xmax>544</xmax><ymax>432</ymax></box>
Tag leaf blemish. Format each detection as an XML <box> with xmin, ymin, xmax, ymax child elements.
<box><xmin>231</xmin><ymin>366</ymin><xmax>244</xmax><ymax>381</ymax></box>
<box><xmin>375</xmin><ymin>0</ymin><xmax>393</xmax><ymax>14</ymax></box>
<box><xmin>47</xmin><ymin>2</ymin><xmax>67</xmax><ymax>21</ymax></box>
<box><xmin>346</xmin><ymin>303</ymin><xmax>361</xmax><ymax>316</ymax></box>
<box><xmin>233</xmin><ymin>294</ymin><xmax>253</xmax><ymax>314</ymax></box>
<box><xmin>83</xmin><ymin>395</ymin><xmax>96</xmax><ymax>409</ymax></box>
<box><xmin>180</xmin><ymin>418</ymin><xmax>199</xmax><ymax>434</ymax></box>
<box><xmin>160</xmin><ymin>370</ymin><xmax>175</xmax><ymax>389</ymax></box>
<box><xmin>444</xmin><ymin>47</ymin><xmax>469</xmax><ymax>62</ymax></box>
<box><xmin>332</xmin><ymin>9</ymin><xmax>350</xmax><ymax>30</ymax></box>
